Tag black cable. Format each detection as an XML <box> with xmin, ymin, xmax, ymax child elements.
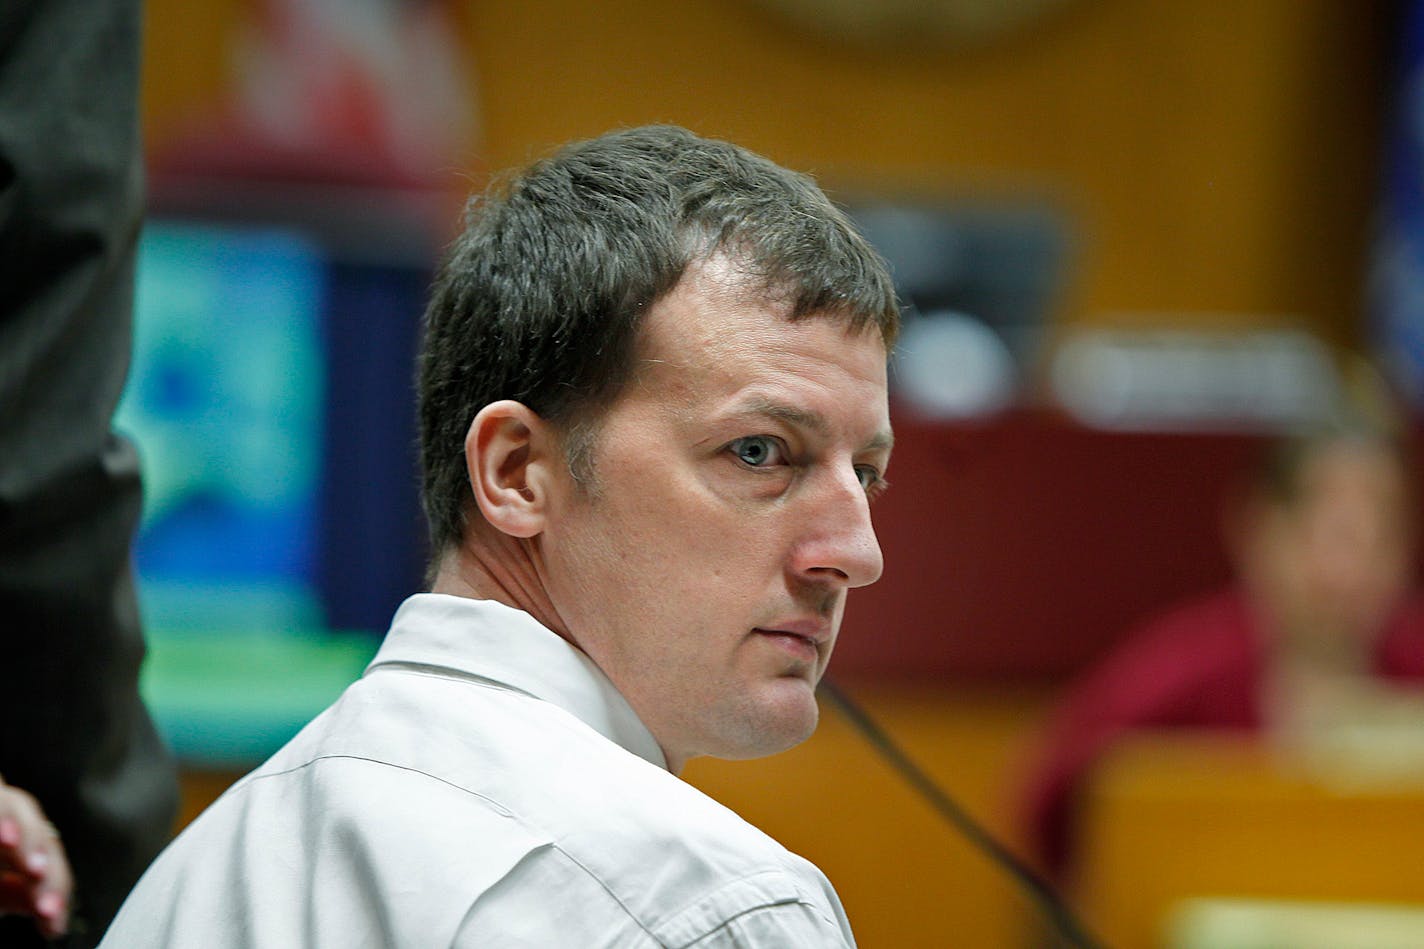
<box><xmin>818</xmin><ymin>677</ymin><xmax>1109</xmax><ymax>949</ymax></box>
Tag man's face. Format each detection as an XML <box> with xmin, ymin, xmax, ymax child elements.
<box><xmin>538</xmin><ymin>257</ymin><xmax>892</xmax><ymax>772</ymax></box>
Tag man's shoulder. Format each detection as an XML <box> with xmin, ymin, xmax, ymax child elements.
<box><xmin>312</xmin><ymin>664</ymin><xmax>819</xmax><ymax>874</ymax></box>
<box><xmin>280</xmin><ymin>665</ymin><xmax>849</xmax><ymax>944</ymax></box>
<box><xmin>112</xmin><ymin>667</ymin><xmax>850</xmax><ymax>947</ymax></box>
<box><xmin>514</xmin><ymin>738</ymin><xmax>848</xmax><ymax>947</ymax></box>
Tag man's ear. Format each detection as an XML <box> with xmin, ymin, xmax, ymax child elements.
<box><xmin>465</xmin><ymin>400</ymin><xmax>561</xmax><ymax>539</ymax></box>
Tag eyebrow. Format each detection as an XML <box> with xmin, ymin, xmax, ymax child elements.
<box><xmin>740</xmin><ymin>397</ymin><xmax>895</xmax><ymax>455</ymax></box>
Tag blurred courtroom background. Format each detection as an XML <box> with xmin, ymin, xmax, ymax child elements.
<box><xmin>128</xmin><ymin>1</ymin><xmax>1424</xmax><ymax>946</ymax></box>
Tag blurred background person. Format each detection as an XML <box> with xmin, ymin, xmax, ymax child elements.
<box><xmin>1016</xmin><ymin>393</ymin><xmax>1424</xmax><ymax>883</ymax></box>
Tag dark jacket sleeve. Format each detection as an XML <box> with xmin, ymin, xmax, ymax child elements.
<box><xmin>0</xmin><ymin>1</ymin><xmax>179</xmax><ymax>945</ymax></box>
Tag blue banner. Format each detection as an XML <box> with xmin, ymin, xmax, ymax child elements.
<box><xmin>1372</xmin><ymin>0</ymin><xmax>1424</xmax><ymax>411</ymax></box>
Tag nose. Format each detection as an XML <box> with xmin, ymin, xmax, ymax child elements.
<box><xmin>789</xmin><ymin>467</ymin><xmax>885</xmax><ymax>590</ymax></box>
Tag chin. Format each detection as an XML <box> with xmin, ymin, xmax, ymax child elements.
<box><xmin>716</xmin><ymin>680</ymin><xmax>822</xmax><ymax>760</ymax></box>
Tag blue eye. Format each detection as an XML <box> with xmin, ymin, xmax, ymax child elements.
<box><xmin>856</xmin><ymin>465</ymin><xmax>889</xmax><ymax>501</ymax></box>
<box><xmin>730</xmin><ymin>436</ymin><xmax>785</xmax><ymax>467</ymax></box>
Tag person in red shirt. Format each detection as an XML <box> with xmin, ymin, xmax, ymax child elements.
<box><xmin>1017</xmin><ymin>419</ymin><xmax>1424</xmax><ymax>879</ymax></box>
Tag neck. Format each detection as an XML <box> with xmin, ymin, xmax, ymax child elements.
<box><xmin>432</xmin><ymin>526</ymin><xmax>687</xmax><ymax>774</ymax></box>
<box><xmin>1248</xmin><ymin>580</ymin><xmax>1372</xmax><ymax>676</ymax></box>
<box><xmin>430</xmin><ymin>524</ymin><xmax>569</xmax><ymax>641</ymax></box>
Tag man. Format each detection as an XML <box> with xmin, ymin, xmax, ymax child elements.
<box><xmin>102</xmin><ymin>125</ymin><xmax>899</xmax><ymax>946</ymax></box>
<box><xmin>1017</xmin><ymin>419</ymin><xmax>1424</xmax><ymax>880</ymax></box>
<box><xmin>1</xmin><ymin>0</ymin><xmax>180</xmax><ymax>943</ymax></box>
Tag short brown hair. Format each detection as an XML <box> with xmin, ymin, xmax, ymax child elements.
<box><xmin>417</xmin><ymin>125</ymin><xmax>900</xmax><ymax>556</ymax></box>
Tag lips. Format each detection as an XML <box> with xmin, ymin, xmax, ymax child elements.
<box><xmin>752</xmin><ymin>618</ymin><xmax>831</xmax><ymax>663</ymax></box>
<box><xmin>759</xmin><ymin>615</ymin><xmax>831</xmax><ymax>641</ymax></box>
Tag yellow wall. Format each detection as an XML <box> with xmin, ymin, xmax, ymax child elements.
<box><xmin>144</xmin><ymin>0</ymin><xmax>1392</xmax><ymax>346</ymax></box>
<box><xmin>465</xmin><ymin>0</ymin><xmax>1389</xmax><ymax>348</ymax></box>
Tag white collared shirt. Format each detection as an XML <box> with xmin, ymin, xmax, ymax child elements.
<box><xmin>101</xmin><ymin>595</ymin><xmax>856</xmax><ymax>947</ymax></box>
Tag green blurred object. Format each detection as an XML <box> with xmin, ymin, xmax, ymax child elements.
<box><xmin>140</xmin><ymin>628</ymin><xmax>378</xmax><ymax>766</ymax></box>
<box><xmin>1169</xmin><ymin>897</ymin><xmax>1424</xmax><ymax>949</ymax></box>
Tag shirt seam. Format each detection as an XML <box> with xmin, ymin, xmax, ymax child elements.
<box><xmin>524</xmin><ymin>848</ymin><xmax>824</xmax><ymax>946</ymax></box>
<box><xmin>537</xmin><ymin>849</ymin><xmax>844</xmax><ymax>948</ymax></box>
<box><xmin>235</xmin><ymin>753</ymin><xmax>518</xmax><ymax>818</ymax></box>
<box><xmin>364</xmin><ymin>660</ymin><xmax>537</xmax><ymax>700</ymax></box>
<box><xmin>677</xmin><ymin>899</ymin><xmax>850</xmax><ymax>948</ymax></box>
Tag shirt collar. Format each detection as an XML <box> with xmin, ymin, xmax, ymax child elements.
<box><xmin>366</xmin><ymin>593</ymin><xmax>668</xmax><ymax>770</ymax></box>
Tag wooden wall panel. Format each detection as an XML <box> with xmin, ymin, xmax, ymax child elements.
<box><xmin>142</xmin><ymin>0</ymin><xmax>1394</xmax><ymax>345</ymax></box>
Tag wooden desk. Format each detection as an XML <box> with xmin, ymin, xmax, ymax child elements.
<box><xmin>1074</xmin><ymin>734</ymin><xmax>1424</xmax><ymax>949</ymax></box>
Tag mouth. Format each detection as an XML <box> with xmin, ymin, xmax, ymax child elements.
<box><xmin>752</xmin><ymin>624</ymin><xmax>827</xmax><ymax>664</ymax></box>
